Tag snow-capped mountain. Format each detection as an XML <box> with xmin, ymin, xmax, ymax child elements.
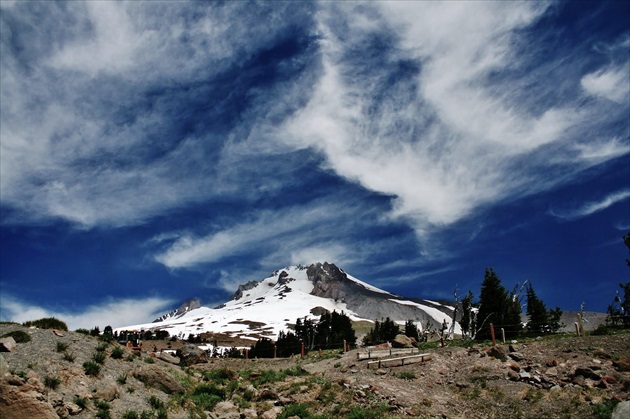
<box><xmin>116</xmin><ymin>262</ymin><xmax>459</xmax><ymax>341</ymax></box>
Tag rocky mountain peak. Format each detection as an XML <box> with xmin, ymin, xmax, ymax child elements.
<box><xmin>152</xmin><ymin>298</ymin><xmax>201</xmax><ymax>322</ymax></box>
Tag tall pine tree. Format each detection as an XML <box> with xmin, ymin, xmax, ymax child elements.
<box><xmin>476</xmin><ymin>268</ymin><xmax>521</xmax><ymax>339</ymax></box>
<box><xmin>526</xmin><ymin>283</ymin><xmax>548</xmax><ymax>334</ymax></box>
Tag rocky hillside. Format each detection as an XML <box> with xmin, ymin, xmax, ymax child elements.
<box><xmin>1</xmin><ymin>323</ymin><xmax>629</xmax><ymax>418</ymax></box>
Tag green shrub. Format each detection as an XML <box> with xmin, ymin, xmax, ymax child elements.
<box><xmin>62</xmin><ymin>352</ymin><xmax>76</xmax><ymax>362</ymax></box>
<box><xmin>148</xmin><ymin>395</ymin><xmax>164</xmax><ymax>410</ymax></box>
<box><xmin>193</xmin><ymin>383</ymin><xmax>226</xmax><ymax>399</ymax></box>
<box><xmin>22</xmin><ymin>317</ymin><xmax>68</xmax><ymax>331</ymax></box>
<box><xmin>117</xmin><ymin>373</ymin><xmax>127</xmax><ymax>385</ymax></box>
<box><xmin>43</xmin><ymin>375</ymin><xmax>61</xmax><ymax>390</ymax></box>
<box><xmin>140</xmin><ymin>411</ymin><xmax>153</xmax><ymax>419</ymax></box>
<box><xmin>56</xmin><ymin>341</ymin><xmax>69</xmax><ymax>352</ymax></box>
<box><xmin>95</xmin><ymin>410</ymin><xmax>111</xmax><ymax>419</ymax></box>
<box><xmin>279</xmin><ymin>403</ymin><xmax>312</xmax><ymax>419</ymax></box>
<box><xmin>83</xmin><ymin>361</ymin><xmax>101</xmax><ymax>376</ymax></box>
<box><xmin>346</xmin><ymin>405</ymin><xmax>388</xmax><ymax>419</ymax></box>
<box><xmin>1</xmin><ymin>330</ymin><xmax>31</xmax><ymax>343</ymax></box>
<box><xmin>96</xmin><ymin>343</ymin><xmax>108</xmax><ymax>352</ymax></box>
<box><xmin>191</xmin><ymin>393</ymin><xmax>222</xmax><ymax>410</ymax></box>
<box><xmin>92</xmin><ymin>351</ymin><xmax>106</xmax><ymax>364</ymax></box>
<box><xmin>94</xmin><ymin>399</ymin><xmax>110</xmax><ymax>410</ymax></box>
<box><xmin>75</xmin><ymin>328</ymin><xmax>91</xmax><ymax>335</ymax></box>
<box><xmin>111</xmin><ymin>346</ymin><xmax>124</xmax><ymax>359</ymax></box>
<box><xmin>592</xmin><ymin>399</ymin><xmax>619</xmax><ymax>419</ymax></box>
<box><xmin>156</xmin><ymin>408</ymin><xmax>168</xmax><ymax>419</ymax></box>
<box><xmin>73</xmin><ymin>396</ymin><xmax>87</xmax><ymax>409</ymax></box>
<box><xmin>396</xmin><ymin>371</ymin><xmax>416</xmax><ymax>380</ymax></box>
<box><xmin>122</xmin><ymin>411</ymin><xmax>139</xmax><ymax>419</ymax></box>
<box><xmin>144</xmin><ymin>357</ymin><xmax>155</xmax><ymax>364</ymax></box>
<box><xmin>203</xmin><ymin>367</ymin><xmax>235</xmax><ymax>385</ymax></box>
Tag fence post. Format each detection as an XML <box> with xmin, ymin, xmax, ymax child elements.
<box><xmin>490</xmin><ymin>323</ymin><xmax>496</xmax><ymax>346</ymax></box>
<box><xmin>343</xmin><ymin>340</ymin><xmax>347</xmax><ymax>353</ymax></box>
<box><xmin>501</xmin><ymin>328</ymin><xmax>506</xmax><ymax>344</ymax></box>
<box><xmin>301</xmin><ymin>341</ymin><xmax>304</xmax><ymax>359</ymax></box>
<box><xmin>245</xmin><ymin>349</ymin><xmax>249</xmax><ymax>360</ymax></box>
<box><xmin>273</xmin><ymin>344</ymin><xmax>277</xmax><ymax>359</ymax></box>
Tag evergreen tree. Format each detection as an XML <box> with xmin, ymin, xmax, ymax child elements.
<box><xmin>547</xmin><ymin>307</ymin><xmax>564</xmax><ymax>333</ymax></box>
<box><xmin>526</xmin><ymin>283</ymin><xmax>548</xmax><ymax>334</ymax></box>
<box><xmin>362</xmin><ymin>317</ymin><xmax>399</xmax><ymax>345</ymax></box>
<box><xmin>476</xmin><ymin>268</ymin><xmax>522</xmax><ymax>339</ymax></box>
<box><xmin>404</xmin><ymin>320</ymin><xmax>419</xmax><ymax>340</ymax></box>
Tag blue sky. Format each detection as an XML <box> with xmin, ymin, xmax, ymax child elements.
<box><xmin>1</xmin><ymin>1</ymin><xmax>628</xmax><ymax>330</ymax></box>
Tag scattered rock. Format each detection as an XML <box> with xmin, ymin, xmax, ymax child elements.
<box><xmin>612</xmin><ymin>358</ymin><xmax>630</xmax><ymax>372</ymax></box>
<box><xmin>545</xmin><ymin>367</ymin><xmax>558</xmax><ymax>377</ymax></box>
<box><xmin>518</xmin><ymin>371</ymin><xmax>531</xmax><ymax>380</ymax></box>
<box><xmin>507</xmin><ymin>369</ymin><xmax>520</xmax><ymax>381</ymax></box>
<box><xmin>546</xmin><ymin>359</ymin><xmax>558</xmax><ymax>367</ymax></box>
<box><xmin>0</xmin><ymin>354</ymin><xmax>9</xmax><ymax>377</ymax></box>
<box><xmin>261</xmin><ymin>406</ymin><xmax>283</xmax><ymax>419</ymax></box>
<box><xmin>375</xmin><ymin>369</ymin><xmax>387</xmax><ymax>375</ymax></box>
<box><xmin>487</xmin><ymin>346</ymin><xmax>507</xmax><ymax>361</ymax></box>
<box><xmin>507</xmin><ymin>360</ymin><xmax>521</xmax><ymax>372</ymax></box>
<box><xmin>508</xmin><ymin>352</ymin><xmax>525</xmax><ymax>362</ymax></box>
<box><xmin>52</xmin><ymin>330</ymin><xmax>64</xmax><ymax>337</ymax></box>
<box><xmin>258</xmin><ymin>389</ymin><xmax>278</xmax><ymax>401</ymax></box>
<box><xmin>0</xmin><ymin>337</ymin><xmax>17</xmax><ymax>353</ymax></box>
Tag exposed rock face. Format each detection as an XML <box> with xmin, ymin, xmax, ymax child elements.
<box><xmin>229</xmin><ymin>281</ymin><xmax>260</xmax><ymax>301</ymax></box>
<box><xmin>132</xmin><ymin>365</ymin><xmax>186</xmax><ymax>394</ymax></box>
<box><xmin>0</xmin><ymin>374</ymin><xmax>59</xmax><ymax>419</ymax></box>
<box><xmin>153</xmin><ymin>298</ymin><xmax>202</xmax><ymax>322</ymax></box>
<box><xmin>306</xmin><ymin>262</ymin><xmax>452</xmax><ymax>330</ymax></box>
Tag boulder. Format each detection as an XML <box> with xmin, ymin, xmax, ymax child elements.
<box><xmin>508</xmin><ymin>352</ymin><xmax>525</xmax><ymax>362</ymax></box>
<box><xmin>391</xmin><ymin>334</ymin><xmax>414</xmax><ymax>348</ymax></box>
<box><xmin>176</xmin><ymin>344</ymin><xmax>208</xmax><ymax>366</ymax></box>
<box><xmin>0</xmin><ymin>337</ymin><xmax>17</xmax><ymax>352</ymax></box>
<box><xmin>157</xmin><ymin>352</ymin><xmax>181</xmax><ymax>365</ymax></box>
<box><xmin>132</xmin><ymin>365</ymin><xmax>185</xmax><ymax>394</ymax></box>
<box><xmin>612</xmin><ymin>400</ymin><xmax>630</xmax><ymax>419</ymax></box>
<box><xmin>213</xmin><ymin>401</ymin><xmax>240</xmax><ymax>419</ymax></box>
<box><xmin>93</xmin><ymin>378</ymin><xmax>118</xmax><ymax>402</ymax></box>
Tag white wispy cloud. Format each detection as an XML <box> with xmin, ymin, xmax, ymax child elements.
<box><xmin>153</xmin><ymin>200</ymin><xmax>369</xmax><ymax>270</ymax></box>
<box><xmin>275</xmin><ymin>1</ymin><xmax>628</xmax><ymax>243</ymax></box>
<box><xmin>581</xmin><ymin>65</ymin><xmax>630</xmax><ymax>104</ymax></box>
<box><xmin>550</xmin><ymin>189</ymin><xmax>630</xmax><ymax>221</ymax></box>
<box><xmin>0</xmin><ymin>295</ymin><xmax>174</xmax><ymax>330</ymax></box>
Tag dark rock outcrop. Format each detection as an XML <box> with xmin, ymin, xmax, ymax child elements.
<box><xmin>132</xmin><ymin>365</ymin><xmax>186</xmax><ymax>394</ymax></box>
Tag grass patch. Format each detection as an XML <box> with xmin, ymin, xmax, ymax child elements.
<box><xmin>144</xmin><ymin>357</ymin><xmax>155</xmax><ymax>364</ymax></box>
<box><xmin>96</xmin><ymin>343</ymin><xmax>109</xmax><ymax>352</ymax></box>
<box><xmin>62</xmin><ymin>351</ymin><xmax>76</xmax><ymax>362</ymax></box>
<box><xmin>148</xmin><ymin>395</ymin><xmax>165</xmax><ymax>410</ymax></box>
<box><xmin>121</xmin><ymin>411</ymin><xmax>139</xmax><ymax>419</ymax></box>
<box><xmin>117</xmin><ymin>373</ymin><xmax>128</xmax><ymax>385</ymax></box>
<box><xmin>73</xmin><ymin>396</ymin><xmax>87</xmax><ymax>409</ymax></box>
<box><xmin>346</xmin><ymin>404</ymin><xmax>390</xmax><ymax>419</ymax></box>
<box><xmin>92</xmin><ymin>351</ymin><xmax>106</xmax><ymax>364</ymax></box>
<box><xmin>83</xmin><ymin>361</ymin><xmax>101</xmax><ymax>376</ymax></box>
<box><xmin>203</xmin><ymin>367</ymin><xmax>235</xmax><ymax>385</ymax></box>
<box><xmin>56</xmin><ymin>341</ymin><xmax>69</xmax><ymax>352</ymax></box>
<box><xmin>43</xmin><ymin>375</ymin><xmax>61</xmax><ymax>390</ymax></box>
<box><xmin>279</xmin><ymin>403</ymin><xmax>313</xmax><ymax>419</ymax></box>
<box><xmin>111</xmin><ymin>346</ymin><xmax>124</xmax><ymax>359</ymax></box>
<box><xmin>395</xmin><ymin>371</ymin><xmax>416</xmax><ymax>380</ymax></box>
